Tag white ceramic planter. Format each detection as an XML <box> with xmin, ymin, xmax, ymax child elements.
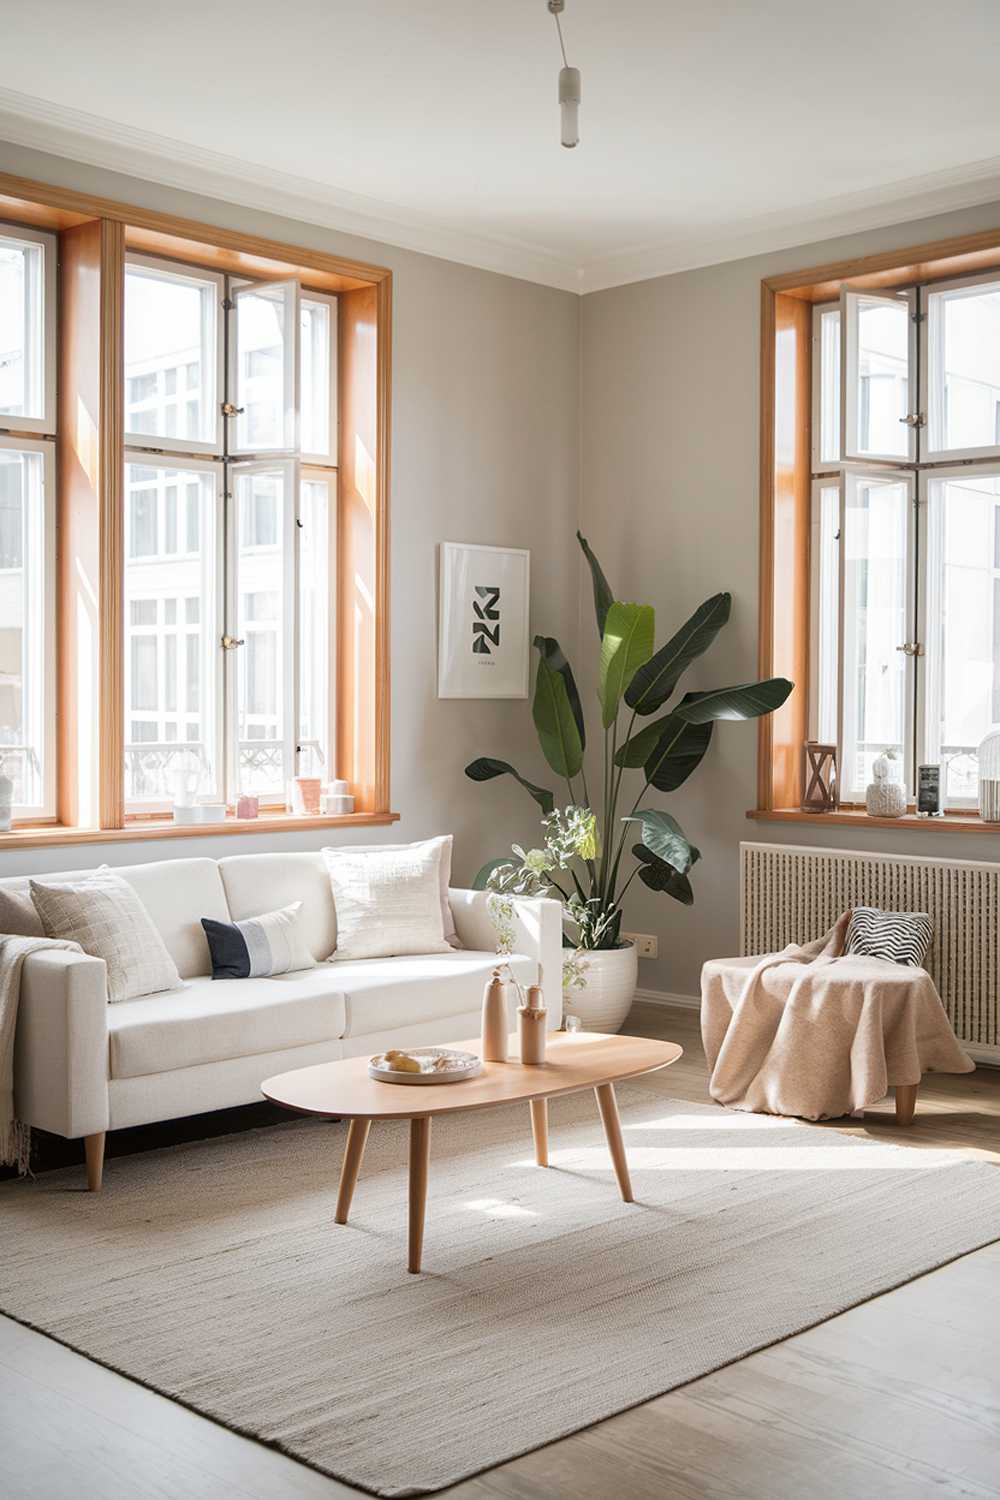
<box><xmin>564</xmin><ymin>941</ymin><xmax>638</xmax><ymax>1034</ymax></box>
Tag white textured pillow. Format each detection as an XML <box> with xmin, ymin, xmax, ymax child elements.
<box><xmin>322</xmin><ymin>841</ymin><xmax>452</xmax><ymax>961</ymax></box>
<box><xmin>29</xmin><ymin>867</ymin><xmax>183</xmax><ymax>1003</ymax></box>
<box><xmin>332</xmin><ymin>835</ymin><xmax>460</xmax><ymax>947</ymax></box>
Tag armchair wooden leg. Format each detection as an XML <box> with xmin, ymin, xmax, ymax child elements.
<box><xmin>84</xmin><ymin>1132</ymin><xmax>105</xmax><ymax>1191</ymax></box>
<box><xmin>894</xmin><ymin>1084</ymin><xmax>918</xmax><ymax>1126</ymax></box>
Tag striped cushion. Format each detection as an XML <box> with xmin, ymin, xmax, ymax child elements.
<box><xmin>845</xmin><ymin>906</ymin><xmax>932</xmax><ymax>968</ymax></box>
<box><xmin>201</xmin><ymin>901</ymin><xmax>316</xmax><ymax>980</ymax></box>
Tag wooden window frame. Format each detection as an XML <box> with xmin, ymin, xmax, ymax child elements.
<box><xmin>755</xmin><ymin>223</ymin><xmax>1000</xmax><ymax>833</ymax></box>
<box><xmin>0</xmin><ymin>170</ymin><xmax>395</xmax><ymax>849</ymax></box>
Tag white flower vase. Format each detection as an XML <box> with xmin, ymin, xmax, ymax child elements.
<box><xmin>564</xmin><ymin>941</ymin><xmax>638</xmax><ymax>1034</ymax></box>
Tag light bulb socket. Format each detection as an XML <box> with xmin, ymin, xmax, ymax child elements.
<box><xmin>558</xmin><ymin>65</ymin><xmax>581</xmax><ymax>105</ymax></box>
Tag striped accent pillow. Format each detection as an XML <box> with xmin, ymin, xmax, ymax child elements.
<box><xmin>201</xmin><ymin>901</ymin><xmax>316</xmax><ymax>980</ymax></box>
<box><xmin>845</xmin><ymin>906</ymin><xmax>932</xmax><ymax>968</ymax></box>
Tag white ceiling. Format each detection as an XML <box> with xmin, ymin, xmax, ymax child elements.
<box><xmin>3</xmin><ymin>0</ymin><xmax>1000</xmax><ymax>293</ymax></box>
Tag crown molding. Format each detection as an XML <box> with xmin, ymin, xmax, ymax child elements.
<box><xmin>3</xmin><ymin>87</ymin><xmax>1000</xmax><ymax>298</ymax></box>
<box><xmin>577</xmin><ymin>155</ymin><xmax>1000</xmax><ymax>293</ymax></box>
<box><xmin>0</xmin><ymin>88</ymin><xmax>583</xmax><ymax>294</ymax></box>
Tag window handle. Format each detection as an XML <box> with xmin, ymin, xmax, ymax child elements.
<box><xmin>221</xmin><ymin>634</ymin><xmax>245</xmax><ymax>651</ymax></box>
<box><xmin>896</xmin><ymin>641</ymin><xmax>924</xmax><ymax>657</ymax></box>
<box><xmin>221</xmin><ymin>401</ymin><xmax>245</xmax><ymax>417</ymax></box>
<box><xmin>899</xmin><ymin>412</ymin><xmax>925</xmax><ymax>428</ymax></box>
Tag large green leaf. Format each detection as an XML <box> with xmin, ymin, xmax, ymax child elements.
<box><xmin>577</xmin><ymin>530</ymin><xmax>614</xmax><ymax>636</ymax></box>
<box><xmin>643</xmin><ymin>717</ymin><xmax>714</xmax><ymax>792</ymax></box>
<box><xmin>464</xmin><ymin>757</ymin><xmax>555</xmax><ymax>816</ymax></box>
<box><xmin>532</xmin><ymin>649</ymin><xmax>584</xmax><ymax>779</ymax></box>
<box><xmin>624</xmin><ymin>593</ymin><xmax>732</xmax><ymax>716</ymax></box>
<box><xmin>533</xmin><ymin>635</ymin><xmax>585</xmax><ymax>751</ymax></box>
<box><xmin>632</xmin><ymin>844</ymin><xmax>695</xmax><ymax>905</ymax></box>
<box><xmin>598</xmin><ymin>602</ymin><xmax>655</xmax><ymax>729</ymax></box>
<box><xmin>624</xmin><ymin>808</ymin><xmax>700</xmax><ymax>876</ymax></box>
<box><xmin>673</xmin><ymin>677</ymin><xmax>794</xmax><ymax>724</ymax></box>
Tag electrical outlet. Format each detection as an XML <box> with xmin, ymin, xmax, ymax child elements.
<box><xmin>623</xmin><ymin>932</ymin><xmax>657</xmax><ymax>959</ymax></box>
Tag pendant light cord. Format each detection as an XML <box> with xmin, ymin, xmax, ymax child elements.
<box><xmin>553</xmin><ymin>8</ymin><xmax>570</xmax><ymax>67</ymax></box>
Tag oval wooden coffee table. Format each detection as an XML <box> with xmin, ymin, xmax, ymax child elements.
<box><xmin>262</xmin><ymin>1031</ymin><xmax>682</xmax><ymax>1273</ymax></box>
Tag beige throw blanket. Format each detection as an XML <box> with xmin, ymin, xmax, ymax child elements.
<box><xmin>0</xmin><ymin>935</ymin><xmax>81</xmax><ymax>1171</ymax></box>
<box><xmin>701</xmin><ymin>914</ymin><xmax>974</xmax><ymax>1121</ymax></box>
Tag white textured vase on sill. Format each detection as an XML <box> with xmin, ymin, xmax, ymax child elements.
<box><xmin>564</xmin><ymin>941</ymin><xmax>638</xmax><ymax>1034</ymax></box>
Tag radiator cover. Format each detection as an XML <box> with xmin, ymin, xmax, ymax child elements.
<box><xmin>740</xmin><ymin>841</ymin><xmax>1000</xmax><ymax>1057</ymax></box>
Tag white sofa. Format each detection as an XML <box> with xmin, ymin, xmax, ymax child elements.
<box><xmin>7</xmin><ymin>850</ymin><xmax>563</xmax><ymax>1188</ymax></box>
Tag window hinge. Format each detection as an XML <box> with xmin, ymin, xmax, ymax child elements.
<box><xmin>221</xmin><ymin>634</ymin><xmax>245</xmax><ymax>651</ymax></box>
<box><xmin>221</xmin><ymin>402</ymin><xmax>245</xmax><ymax>417</ymax></box>
<box><xmin>899</xmin><ymin>412</ymin><xmax>926</xmax><ymax>428</ymax></box>
<box><xmin>896</xmin><ymin>641</ymin><xmax>924</xmax><ymax>658</ymax></box>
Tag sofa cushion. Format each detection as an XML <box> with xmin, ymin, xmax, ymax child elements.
<box><xmin>219</xmin><ymin>852</ymin><xmax>336</xmax><ymax>961</ymax></box>
<box><xmin>30</xmin><ymin>868</ymin><xmax>183</xmax><ymax>1003</ymax></box>
<box><xmin>110</xmin><ymin>970</ymin><xmax>348</xmax><ymax>1079</ymax></box>
<box><xmin>0</xmin><ymin>857</ymin><xmax>229</xmax><ymax>979</ymax></box>
<box><xmin>336</xmin><ymin>950</ymin><xmax>535</xmax><ymax>1039</ymax></box>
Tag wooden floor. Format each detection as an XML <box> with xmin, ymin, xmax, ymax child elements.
<box><xmin>3</xmin><ymin>1000</ymin><xmax>999</xmax><ymax>1500</ymax></box>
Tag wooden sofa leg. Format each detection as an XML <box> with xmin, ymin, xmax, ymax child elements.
<box><xmin>894</xmin><ymin>1084</ymin><xmax>918</xmax><ymax>1127</ymax></box>
<box><xmin>84</xmin><ymin>1132</ymin><xmax>106</xmax><ymax>1191</ymax></box>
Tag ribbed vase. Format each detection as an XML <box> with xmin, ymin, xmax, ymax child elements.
<box><xmin>564</xmin><ymin>942</ymin><xmax>638</xmax><ymax>1033</ymax></box>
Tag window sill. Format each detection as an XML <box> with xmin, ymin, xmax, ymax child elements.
<box><xmin>0</xmin><ymin>810</ymin><xmax>401</xmax><ymax>851</ymax></box>
<box><xmin>747</xmin><ymin>807</ymin><xmax>1000</xmax><ymax>834</ymax></box>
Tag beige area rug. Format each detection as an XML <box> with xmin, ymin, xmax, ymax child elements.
<box><xmin>2</xmin><ymin>1091</ymin><xmax>1000</xmax><ymax>1497</ymax></box>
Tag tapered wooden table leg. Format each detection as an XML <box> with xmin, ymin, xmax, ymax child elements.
<box><xmin>335</xmin><ymin>1118</ymin><xmax>371</xmax><ymax>1224</ymax></box>
<box><xmin>894</xmin><ymin>1083</ymin><xmax>918</xmax><ymax>1126</ymax></box>
<box><xmin>529</xmin><ymin>1098</ymin><xmax>549</xmax><ymax>1167</ymax></box>
<box><xmin>408</xmin><ymin>1116</ymin><xmax>431</xmax><ymax>1273</ymax></box>
<box><xmin>594</xmin><ymin>1083</ymin><xmax>633</xmax><ymax>1202</ymax></box>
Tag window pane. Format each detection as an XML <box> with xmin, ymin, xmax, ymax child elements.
<box><xmin>811</xmin><ymin>480</ymin><xmax>840</xmax><ymax>743</ymax></box>
<box><xmin>125</xmin><ymin>262</ymin><xmax>218</xmax><ymax>446</ymax></box>
<box><xmin>0</xmin><ymin>237</ymin><xmax>44</xmax><ymax>421</ymax></box>
<box><xmin>845</xmin><ymin>293</ymin><xmax>910</xmax><ymax>460</ymax></box>
<box><xmin>300</xmin><ymin>299</ymin><xmax>331</xmax><ymax>457</ymax></box>
<box><xmin>924</xmin><ymin>471</ymin><xmax>1000</xmax><ymax>802</ymax></box>
<box><xmin>926</xmin><ymin>280</ymin><xmax>1000</xmax><ymax>455</ymax></box>
<box><xmin>842</xmin><ymin>473</ymin><xmax>910</xmax><ymax>797</ymax></box>
<box><xmin>817</xmin><ymin>307</ymin><xmax>840</xmax><ymax>466</ymax></box>
<box><xmin>299</xmin><ymin>477</ymin><xmax>331</xmax><ymax>776</ymax></box>
<box><xmin>233</xmin><ymin>281</ymin><xmax>296</xmax><ymax>452</ymax></box>
<box><xmin>124</xmin><ymin>461</ymin><xmax>219</xmax><ymax>805</ymax></box>
<box><xmin>234</xmin><ymin>467</ymin><xmax>288</xmax><ymax>796</ymax></box>
<box><xmin>0</xmin><ymin>447</ymin><xmax>47</xmax><ymax>809</ymax></box>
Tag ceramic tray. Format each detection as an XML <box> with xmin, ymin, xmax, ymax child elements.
<box><xmin>368</xmin><ymin>1047</ymin><xmax>483</xmax><ymax>1085</ymax></box>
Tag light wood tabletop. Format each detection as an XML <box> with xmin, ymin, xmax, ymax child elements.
<box><xmin>262</xmin><ymin>1031</ymin><xmax>682</xmax><ymax>1273</ymax></box>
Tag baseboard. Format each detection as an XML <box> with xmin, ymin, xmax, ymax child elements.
<box><xmin>633</xmin><ymin>987</ymin><xmax>700</xmax><ymax>1011</ymax></box>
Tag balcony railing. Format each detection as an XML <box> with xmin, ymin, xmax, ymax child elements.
<box><xmin>124</xmin><ymin>738</ymin><xmax>327</xmax><ymax>801</ymax></box>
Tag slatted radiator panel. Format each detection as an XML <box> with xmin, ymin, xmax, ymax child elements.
<box><xmin>740</xmin><ymin>842</ymin><xmax>1000</xmax><ymax>1052</ymax></box>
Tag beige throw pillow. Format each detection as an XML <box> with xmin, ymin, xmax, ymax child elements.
<box><xmin>333</xmin><ymin>835</ymin><xmax>460</xmax><ymax>947</ymax></box>
<box><xmin>322</xmin><ymin>840</ymin><xmax>452</xmax><ymax>961</ymax></box>
<box><xmin>30</xmin><ymin>868</ymin><xmax>183</xmax><ymax>1003</ymax></box>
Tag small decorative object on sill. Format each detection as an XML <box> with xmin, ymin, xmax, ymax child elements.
<box><xmin>801</xmin><ymin>741</ymin><xmax>838</xmax><ymax>813</ymax></box>
<box><xmin>291</xmin><ymin>777</ymin><xmax>322</xmax><ymax>816</ymax></box>
<box><xmin>564</xmin><ymin>1012</ymin><xmax>582</xmax><ymax>1033</ymax></box>
<box><xmin>917</xmin><ymin>764</ymin><xmax>942</xmax><ymax>817</ymax></box>
<box><xmin>518</xmin><ymin>972</ymin><xmax>547</xmax><ymax>1066</ymax></box>
<box><xmin>320</xmin><ymin>791</ymin><xmax>355</xmax><ymax>816</ymax></box>
<box><xmin>978</xmin><ymin>729</ymin><xmax>1000</xmax><ymax>822</ymax></box>
<box><xmin>481</xmin><ymin>965</ymin><xmax>510</xmax><ymax>1062</ymax></box>
<box><xmin>236</xmin><ymin>794</ymin><xmax>259</xmax><ymax>819</ymax></box>
<box><xmin>328</xmin><ymin>778</ymin><xmax>350</xmax><ymax>797</ymax></box>
<box><xmin>0</xmin><ymin>761</ymin><xmax>12</xmax><ymax>833</ymax></box>
<box><xmin>866</xmin><ymin>748</ymin><xmax>906</xmax><ymax>818</ymax></box>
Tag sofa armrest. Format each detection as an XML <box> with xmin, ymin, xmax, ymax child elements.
<box><xmin>448</xmin><ymin>890</ymin><xmax>564</xmax><ymax>1028</ymax></box>
<box><xmin>14</xmin><ymin>950</ymin><xmax>109</xmax><ymax>1139</ymax></box>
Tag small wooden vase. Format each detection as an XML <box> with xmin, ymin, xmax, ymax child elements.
<box><xmin>481</xmin><ymin>968</ymin><xmax>509</xmax><ymax>1062</ymax></box>
<box><xmin>518</xmin><ymin>1006</ymin><xmax>547</xmax><ymax>1065</ymax></box>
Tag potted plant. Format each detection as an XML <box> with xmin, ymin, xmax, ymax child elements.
<box><xmin>466</xmin><ymin>532</ymin><xmax>792</xmax><ymax>1032</ymax></box>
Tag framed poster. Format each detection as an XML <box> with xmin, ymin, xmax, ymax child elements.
<box><xmin>438</xmin><ymin>542</ymin><xmax>530</xmax><ymax>698</ymax></box>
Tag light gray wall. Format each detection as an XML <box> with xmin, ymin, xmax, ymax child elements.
<box><xmin>0</xmin><ymin>140</ymin><xmax>581</xmax><ymax>885</ymax></box>
<box><xmin>581</xmin><ymin>199</ymin><xmax>1000</xmax><ymax>998</ymax></box>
